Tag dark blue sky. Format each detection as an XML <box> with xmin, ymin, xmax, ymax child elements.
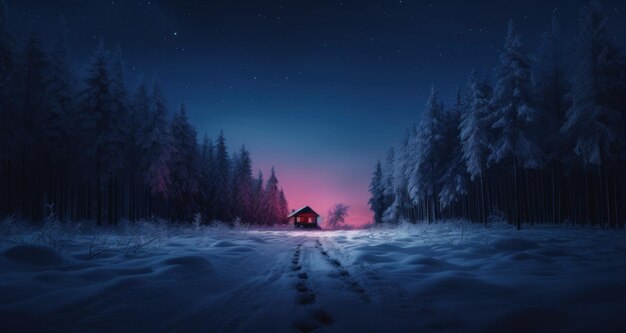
<box><xmin>8</xmin><ymin>0</ymin><xmax>626</xmax><ymax>224</ymax></box>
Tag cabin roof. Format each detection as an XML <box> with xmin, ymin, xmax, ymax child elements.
<box><xmin>288</xmin><ymin>205</ymin><xmax>320</xmax><ymax>218</ymax></box>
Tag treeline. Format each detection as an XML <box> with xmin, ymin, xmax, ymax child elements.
<box><xmin>0</xmin><ymin>3</ymin><xmax>290</xmax><ymax>225</ymax></box>
<box><xmin>369</xmin><ymin>1</ymin><xmax>626</xmax><ymax>229</ymax></box>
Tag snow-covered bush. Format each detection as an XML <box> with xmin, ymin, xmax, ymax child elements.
<box><xmin>120</xmin><ymin>218</ymin><xmax>170</xmax><ymax>255</ymax></box>
<box><xmin>0</xmin><ymin>215</ymin><xmax>30</xmax><ymax>241</ymax></box>
<box><xmin>32</xmin><ymin>205</ymin><xmax>82</xmax><ymax>253</ymax></box>
<box><xmin>192</xmin><ymin>213</ymin><xmax>202</xmax><ymax>231</ymax></box>
<box><xmin>232</xmin><ymin>217</ymin><xmax>250</xmax><ymax>231</ymax></box>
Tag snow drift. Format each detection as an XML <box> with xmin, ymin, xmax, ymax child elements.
<box><xmin>1</xmin><ymin>222</ymin><xmax>625</xmax><ymax>332</ymax></box>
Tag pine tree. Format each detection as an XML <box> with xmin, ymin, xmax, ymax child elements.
<box><xmin>561</xmin><ymin>1</ymin><xmax>625</xmax><ymax>226</ymax></box>
<box><xmin>490</xmin><ymin>20</ymin><xmax>543</xmax><ymax>229</ymax></box>
<box><xmin>233</xmin><ymin>146</ymin><xmax>254</xmax><ymax>222</ymax></box>
<box><xmin>198</xmin><ymin>134</ymin><xmax>215</xmax><ymax>221</ymax></box>
<box><xmin>383</xmin><ymin>131</ymin><xmax>413</xmax><ymax>223</ymax></box>
<box><xmin>460</xmin><ymin>71</ymin><xmax>492</xmax><ymax>180</ymax></box>
<box><xmin>439</xmin><ymin>95</ymin><xmax>468</xmax><ymax>210</ymax></box>
<box><xmin>490</xmin><ymin>20</ymin><xmax>543</xmax><ymax>168</ymax></box>
<box><xmin>144</xmin><ymin>79</ymin><xmax>171</xmax><ymax>201</ymax></box>
<box><xmin>278</xmin><ymin>189</ymin><xmax>289</xmax><ymax>224</ymax></box>
<box><xmin>460</xmin><ymin>71</ymin><xmax>492</xmax><ymax>223</ymax></box>
<box><xmin>252</xmin><ymin>170</ymin><xmax>265</xmax><ymax>224</ymax></box>
<box><xmin>534</xmin><ymin>16</ymin><xmax>569</xmax><ymax>224</ymax></box>
<box><xmin>167</xmin><ymin>102</ymin><xmax>199</xmax><ymax>221</ymax></box>
<box><xmin>106</xmin><ymin>44</ymin><xmax>130</xmax><ymax>224</ymax></box>
<box><xmin>47</xmin><ymin>16</ymin><xmax>76</xmax><ymax>159</ymax></box>
<box><xmin>79</xmin><ymin>40</ymin><xmax>120</xmax><ymax>225</ymax></box>
<box><xmin>409</xmin><ymin>85</ymin><xmax>445</xmax><ymax>223</ymax></box>
<box><xmin>368</xmin><ymin>161</ymin><xmax>385</xmax><ymax>224</ymax></box>
<box><xmin>264</xmin><ymin>167</ymin><xmax>281</xmax><ymax>225</ymax></box>
<box><xmin>382</xmin><ymin>148</ymin><xmax>396</xmax><ymax>213</ymax></box>
<box><xmin>16</xmin><ymin>33</ymin><xmax>50</xmax><ymax>146</ymax></box>
<box><xmin>46</xmin><ymin>16</ymin><xmax>77</xmax><ymax>219</ymax></box>
<box><xmin>213</xmin><ymin>130</ymin><xmax>231</xmax><ymax>222</ymax></box>
<box><xmin>562</xmin><ymin>1</ymin><xmax>622</xmax><ymax>167</ymax></box>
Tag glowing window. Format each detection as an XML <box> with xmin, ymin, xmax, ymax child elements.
<box><xmin>296</xmin><ymin>217</ymin><xmax>300</xmax><ymax>222</ymax></box>
<box><xmin>308</xmin><ymin>217</ymin><xmax>313</xmax><ymax>223</ymax></box>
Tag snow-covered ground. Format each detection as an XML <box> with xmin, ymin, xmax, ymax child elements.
<box><xmin>1</xmin><ymin>221</ymin><xmax>626</xmax><ymax>332</ymax></box>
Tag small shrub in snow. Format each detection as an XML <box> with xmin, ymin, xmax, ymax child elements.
<box><xmin>34</xmin><ymin>217</ymin><xmax>63</xmax><ymax>247</ymax></box>
<box><xmin>0</xmin><ymin>215</ymin><xmax>30</xmax><ymax>241</ymax></box>
<box><xmin>31</xmin><ymin>206</ymin><xmax>82</xmax><ymax>257</ymax></box>
<box><xmin>120</xmin><ymin>218</ymin><xmax>169</xmax><ymax>255</ymax></box>
<box><xmin>232</xmin><ymin>217</ymin><xmax>250</xmax><ymax>230</ymax></box>
<box><xmin>192</xmin><ymin>213</ymin><xmax>202</xmax><ymax>231</ymax></box>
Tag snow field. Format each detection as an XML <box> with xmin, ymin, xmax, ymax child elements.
<box><xmin>1</xmin><ymin>221</ymin><xmax>626</xmax><ymax>332</ymax></box>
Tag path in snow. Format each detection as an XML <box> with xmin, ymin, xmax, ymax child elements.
<box><xmin>1</xmin><ymin>224</ymin><xmax>626</xmax><ymax>332</ymax></box>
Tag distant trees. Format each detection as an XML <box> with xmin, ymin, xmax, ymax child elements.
<box><xmin>263</xmin><ymin>168</ymin><xmax>290</xmax><ymax>225</ymax></box>
<box><xmin>370</xmin><ymin>1</ymin><xmax>626</xmax><ymax>228</ymax></box>
<box><xmin>0</xmin><ymin>3</ymin><xmax>289</xmax><ymax>225</ymax></box>
<box><xmin>326</xmin><ymin>204</ymin><xmax>350</xmax><ymax>228</ymax></box>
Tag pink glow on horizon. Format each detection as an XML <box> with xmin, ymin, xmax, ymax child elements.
<box><xmin>270</xmin><ymin>164</ymin><xmax>373</xmax><ymax>228</ymax></box>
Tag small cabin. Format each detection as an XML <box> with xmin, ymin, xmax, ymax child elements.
<box><xmin>288</xmin><ymin>206</ymin><xmax>320</xmax><ymax>228</ymax></box>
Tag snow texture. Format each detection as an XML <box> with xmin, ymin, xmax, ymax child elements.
<box><xmin>1</xmin><ymin>223</ymin><xmax>626</xmax><ymax>332</ymax></box>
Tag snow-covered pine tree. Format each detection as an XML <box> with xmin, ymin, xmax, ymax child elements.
<box><xmin>409</xmin><ymin>85</ymin><xmax>445</xmax><ymax>223</ymax></box>
<box><xmin>438</xmin><ymin>92</ymin><xmax>468</xmax><ymax>213</ymax></box>
<box><xmin>561</xmin><ymin>1</ymin><xmax>625</xmax><ymax>226</ymax></box>
<box><xmin>368</xmin><ymin>161</ymin><xmax>385</xmax><ymax>224</ymax></box>
<box><xmin>490</xmin><ymin>20</ymin><xmax>543</xmax><ymax>229</ymax></box>
<box><xmin>382</xmin><ymin>147</ymin><xmax>396</xmax><ymax>214</ymax></box>
<box><xmin>167</xmin><ymin>102</ymin><xmax>199</xmax><ymax>221</ymax></box>
<box><xmin>379</xmin><ymin>148</ymin><xmax>397</xmax><ymax>223</ymax></box>
<box><xmin>460</xmin><ymin>70</ymin><xmax>492</xmax><ymax>223</ymax></box>
<box><xmin>562</xmin><ymin>1</ymin><xmax>623</xmax><ymax>167</ymax></box>
<box><xmin>461</xmin><ymin>71</ymin><xmax>492</xmax><ymax>180</ymax></box>
<box><xmin>383</xmin><ymin>130</ymin><xmax>414</xmax><ymax>223</ymax></box>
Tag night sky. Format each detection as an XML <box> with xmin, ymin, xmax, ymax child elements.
<box><xmin>8</xmin><ymin>0</ymin><xmax>626</xmax><ymax>225</ymax></box>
